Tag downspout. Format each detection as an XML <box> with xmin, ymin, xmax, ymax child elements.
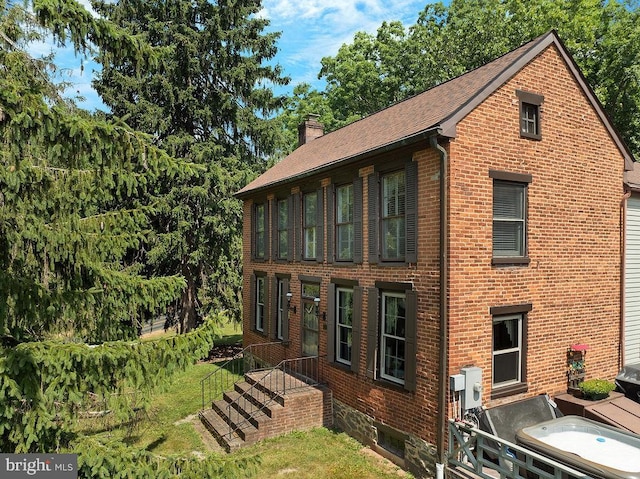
<box><xmin>621</xmin><ymin>189</ymin><xmax>631</xmax><ymax>368</ymax></box>
<box><xmin>431</xmin><ymin>136</ymin><xmax>448</xmax><ymax>474</ymax></box>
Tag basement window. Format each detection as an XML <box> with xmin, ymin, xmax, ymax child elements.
<box><xmin>376</xmin><ymin>423</ymin><xmax>406</xmax><ymax>459</ymax></box>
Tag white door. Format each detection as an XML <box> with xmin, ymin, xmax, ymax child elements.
<box><xmin>625</xmin><ymin>195</ymin><xmax>640</xmax><ymax>364</ymax></box>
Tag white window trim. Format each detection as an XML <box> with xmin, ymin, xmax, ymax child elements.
<box><xmin>336</xmin><ymin>287</ymin><xmax>353</xmax><ymax>366</ymax></box>
<box><xmin>256</xmin><ymin>276</ymin><xmax>265</xmax><ymax>332</ymax></box>
<box><xmin>380</xmin><ymin>291</ymin><xmax>406</xmax><ymax>385</ymax></box>
<box><xmin>492</xmin><ymin>313</ymin><xmax>523</xmax><ymax>388</ymax></box>
<box><xmin>276</xmin><ymin>279</ymin><xmax>284</xmax><ymax>340</ymax></box>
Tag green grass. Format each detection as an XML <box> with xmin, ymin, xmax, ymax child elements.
<box><xmin>233</xmin><ymin>428</ymin><xmax>412</xmax><ymax>478</ymax></box>
<box><xmin>79</xmin><ymin>320</ymin><xmax>412</xmax><ymax>478</ymax></box>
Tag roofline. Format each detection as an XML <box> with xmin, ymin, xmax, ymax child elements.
<box><xmin>439</xmin><ymin>30</ymin><xmax>634</xmax><ymax>169</ymax></box>
<box><xmin>235</xmin><ymin>128</ymin><xmax>440</xmax><ymax>199</ymax></box>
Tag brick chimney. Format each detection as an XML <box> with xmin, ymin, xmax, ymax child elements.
<box><xmin>297</xmin><ymin>114</ymin><xmax>324</xmax><ymax>147</ymax></box>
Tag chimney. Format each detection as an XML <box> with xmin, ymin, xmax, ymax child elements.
<box><xmin>297</xmin><ymin>114</ymin><xmax>324</xmax><ymax>147</ymax></box>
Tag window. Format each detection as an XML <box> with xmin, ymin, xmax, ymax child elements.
<box><xmin>366</xmin><ymin>284</ymin><xmax>417</xmax><ymax>391</ymax></box>
<box><xmin>336</xmin><ymin>287</ymin><xmax>354</xmax><ymax>365</ymax></box>
<box><xmin>303</xmin><ymin>192</ymin><xmax>318</xmax><ymax>260</ymax></box>
<box><xmin>521</xmin><ymin>103</ymin><xmax>539</xmax><ymax>136</ymax></box>
<box><xmin>380</xmin><ymin>292</ymin><xmax>406</xmax><ymax>384</ymax></box>
<box><xmin>277</xmin><ymin>199</ymin><xmax>288</xmax><ymax>260</ymax></box>
<box><xmin>516</xmin><ymin>90</ymin><xmax>543</xmax><ymax>140</ymax></box>
<box><xmin>490</xmin><ymin>304</ymin><xmax>530</xmax><ymax>397</ymax></box>
<box><xmin>276</xmin><ymin>278</ymin><xmax>285</xmax><ymax>340</ymax></box>
<box><xmin>382</xmin><ymin>171</ymin><xmax>406</xmax><ymax>260</ymax></box>
<box><xmin>327</xmin><ymin>282</ymin><xmax>362</xmax><ymax>372</ymax></box>
<box><xmin>254</xmin><ymin>203</ymin><xmax>266</xmax><ymax>259</ymax></box>
<box><xmin>493</xmin><ymin>181</ymin><xmax>525</xmax><ymax>257</ymax></box>
<box><xmin>336</xmin><ymin>184</ymin><xmax>354</xmax><ymax>261</ymax></box>
<box><xmin>490</xmin><ymin>170</ymin><xmax>532</xmax><ymax>263</ymax></box>
<box><xmin>255</xmin><ymin>276</ymin><xmax>265</xmax><ymax>332</ymax></box>
<box><xmin>301</xmin><ymin>282</ymin><xmax>320</xmax><ymax>356</ymax></box>
<box><xmin>368</xmin><ymin>161</ymin><xmax>417</xmax><ymax>265</ymax></box>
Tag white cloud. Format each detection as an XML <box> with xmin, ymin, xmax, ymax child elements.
<box><xmin>261</xmin><ymin>0</ymin><xmax>425</xmax><ymax>89</ymax></box>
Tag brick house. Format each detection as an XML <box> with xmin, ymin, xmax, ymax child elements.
<box><xmin>235</xmin><ymin>31</ymin><xmax>634</xmax><ymax>476</ymax></box>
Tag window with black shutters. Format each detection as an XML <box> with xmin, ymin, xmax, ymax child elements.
<box><xmin>368</xmin><ymin>161</ymin><xmax>417</xmax><ymax>265</ymax></box>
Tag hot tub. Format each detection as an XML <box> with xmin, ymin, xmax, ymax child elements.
<box><xmin>516</xmin><ymin>415</ymin><xmax>640</xmax><ymax>479</ymax></box>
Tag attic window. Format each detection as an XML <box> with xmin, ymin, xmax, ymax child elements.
<box><xmin>516</xmin><ymin>90</ymin><xmax>543</xmax><ymax>140</ymax></box>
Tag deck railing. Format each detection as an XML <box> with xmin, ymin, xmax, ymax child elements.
<box><xmin>200</xmin><ymin>341</ymin><xmax>281</xmax><ymax>411</ymax></box>
<box><xmin>448</xmin><ymin>419</ymin><xmax>589</xmax><ymax>479</ymax></box>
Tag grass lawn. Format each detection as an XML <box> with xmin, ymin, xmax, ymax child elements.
<box><xmin>79</xmin><ymin>319</ymin><xmax>412</xmax><ymax>478</ymax></box>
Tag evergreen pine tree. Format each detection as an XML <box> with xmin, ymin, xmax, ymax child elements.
<box><xmin>92</xmin><ymin>0</ymin><xmax>288</xmax><ymax>331</ymax></box>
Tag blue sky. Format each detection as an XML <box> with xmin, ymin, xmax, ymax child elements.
<box><xmin>33</xmin><ymin>0</ymin><xmax>428</xmax><ymax>111</ymax></box>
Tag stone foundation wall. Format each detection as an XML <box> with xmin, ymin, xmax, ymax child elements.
<box><xmin>333</xmin><ymin>399</ymin><xmax>437</xmax><ymax>478</ymax></box>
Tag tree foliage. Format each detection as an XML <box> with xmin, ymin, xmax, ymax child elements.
<box><xmin>0</xmin><ymin>313</ymin><xmax>219</xmax><ymax>452</ymax></box>
<box><xmin>91</xmin><ymin>0</ymin><xmax>288</xmax><ymax>332</ymax></box>
<box><xmin>0</xmin><ymin>0</ymin><xmax>202</xmax><ymax>342</ymax></box>
<box><xmin>283</xmin><ymin>0</ymin><xmax>640</xmax><ymax>158</ymax></box>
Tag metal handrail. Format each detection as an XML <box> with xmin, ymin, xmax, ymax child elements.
<box><xmin>448</xmin><ymin>419</ymin><xmax>589</xmax><ymax>479</ymax></box>
<box><xmin>222</xmin><ymin>355</ymin><xmax>321</xmax><ymax>441</ymax></box>
<box><xmin>200</xmin><ymin>341</ymin><xmax>281</xmax><ymax>411</ymax></box>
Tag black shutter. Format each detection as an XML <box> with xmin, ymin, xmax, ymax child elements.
<box><xmin>283</xmin><ymin>278</ymin><xmax>290</xmax><ymax>341</ymax></box>
<box><xmin>368</xmin><ymin>174</ymin><xmax>379</xmax><ymax>264</ymax></box>
<box><xmin>366</xmin><ymin>287</ymin><xmax>379</xmax><ymax>379</ymax></box>
<box><xmin>351</xmin><ymin>286</ymin><xmax>363</xmax><ymax>374</ymax></box>
<box><xmin>326</xmin><ymin>184</ymin><xmax>334</xmax><ymax>263</ymax></box>
<box><xmin>294</xmin><ymin>192</ymin><xmax>301</xmax><ymax>261</ymax></box>
<box><xmin>353</xmin><ymin>177</ymin><xmax>363</xmax><ymax>264</ymax></box>
<box><xmin>327</xmin><ymin>283</ymin><xmax>336</xmax><ymax>362</ymax></box>
<box><xmin>249</xmin><ymin>274</ymin><xmax>256</xmax><ymax>331</ymax></box>
<box><xmin>287</xmin><ymin>195</ymin><xmax>294</xmax><ymax>260</ymax></box>
<box><xmin>316</xmin><ymin>187</ymin><xmax>324</xmax><ymax>263</ymax></box>
<box><xmin>405</xmin><ymin>161</ymin><xmax>418</xmax><ymax>264</ymax></box>
<box><xmin>250</xmin><ymin>204</ymin><xmax>256</xmax><ymax>259</ymax></box>
<box><xmin>271</xmin><ymin>198</ymin><xmax>277</xmax><ymax>261</ymax></box>
<box><xmin>271</xmin><ymin>276</ymin><xmax>278</xmax><ymax>339</ymax></box>
<box><xmin>265</xmin><ymin>201</ymin><xmax>271</xmax><ymax>261</ymax></box>
<box><xmin>404</xmin><ymin>290</ymin><xmax>417</xmax><ymax>392</ymax></box>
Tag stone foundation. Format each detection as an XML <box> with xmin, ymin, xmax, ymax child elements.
<box><xmin>333</xmin><ymin>399</ymin><xmax>437</xmax><ymax>478</ymax></box>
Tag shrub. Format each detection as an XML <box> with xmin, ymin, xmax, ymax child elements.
<box><xmin>579</xmin><ymin>379</ymin><xmax>616</xmax><ymax>400</ymax></box>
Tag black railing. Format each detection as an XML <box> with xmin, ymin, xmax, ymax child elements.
<box><xmin>221</xmin><ymin>355</ymin><xmax>321</xmax><ymax>441</ymax></box>
<box><xmin>200</xmin><ymin>341</ymin><xmax>281</xmax><ymax>411</ymax></box>
<box><xmin>448</xmin><ymin>420</ymin><xmax>589</xmax><ymax>479</ymax></box>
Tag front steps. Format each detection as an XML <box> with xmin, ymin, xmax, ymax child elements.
<box><xmin>200</xmin><ymin>369</ymin><xmax>332</xmax><ymax>451</ymax></box>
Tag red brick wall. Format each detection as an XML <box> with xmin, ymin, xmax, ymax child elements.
<box><xmin>241</xmin><ymin>44</ymin><xmax>625</xmax><ymax>446</ymax></box>
<box><xmin>448</xmin><ymin>45</ymin><xmax>624</xmax><ymax>408</ymax></box>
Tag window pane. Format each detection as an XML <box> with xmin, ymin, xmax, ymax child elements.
<box><xmin>493</xmin><ymin>221</ymin><xmax>524</xmax><ymax>256</ymax></box>
<box><xmin>337</xmin><ymin>288</ymin><xmax>354</xmax><ymax>364</ymax></box>
<box><xmin>255</xmin><ymin>204</ymin><xmax>265</xmax><ymax>258</ymax></box>
<box><xmin>302</xmin><ymin>283</ymin><xmax>320</xmax><ymax>298</ymax></box>
<box><xmin>493</xmin><ymin>351</ymin><xmax>520</xmax><ymax>384</ymax></box>
<box><xmin>256</xmin><ymin>277</ymin><xmax>265</xmax><ymax>331</ymax></box>
<box><xmin>382</xmin><ymin>217</ymin><xmax>405</xmax><ymax>259</ymax></box>
<box><xmin>383</xmin><ymin>171</ymin><xmax>406</xmax><ymax>218</ymax></box>
<box><xmin>493</xmin><ymin>318</ymin><xmax>519</xmax><ymax>350</ymax></box>
<box><xmin>521</xmin><ymin>103</ymin><xmax>538</xmax><ymax>135</ymax></box>
<box><xmin>304</xmin><ymin>226</ymin><xmax>316</xmax><ymax>258</ymax></box>
<box><xmin>337</xmin><ymin>224</ymin><xmax>354</xmax><ymax>260</ymax></box>
<box><xmin>278</xmin><ymin>199</ymin><xmax>288</xmax><ymax>259</ymax></box>
<box><xmin>492</xmin><ymin>314</ymin><xmax>523</xmax><ymax>386</ymax></box>
<box><xmin>493</xmin><ymin>183</ymin><xmax>524</xmax><ymax>219</ymax></box>
<box><xmin>336</xmin><ymin>184</ymin><xmax>353</xmax><ymax>223</ymax></box>
<box><xmin>304</xmin><ymin>192</ymin><xmax>317</xmax><ymax>226</ymax></box>
<box><xmin>381</xmin><ymin>293</ymin><xmax>406</xmax><ymax>383</ymax></box>
<box><xmin>493</xmin><ymin>181</ymin><xmax>525</xmax><ymax>257</ymax></box>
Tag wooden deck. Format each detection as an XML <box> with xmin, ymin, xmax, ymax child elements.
<box><xmin>555</xmin><ymin>391</ymin><xmax>640</xmax><ymax>434</ymax></box>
